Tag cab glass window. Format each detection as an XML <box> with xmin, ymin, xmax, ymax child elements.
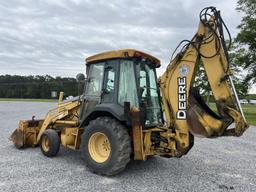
<box><xmin>118</xmin><ymin>60</ymin><xmax>138</xmax><ymax>107</ymax></box>
<box><xmin>102</xmin><ymin>61</ymin><xmax>116</xmax><ymax>102</ymax></box>
<box><xmin>85</xmin><ymin>63</ymin><xmax>104</xmax><ymax>96</ymax></box>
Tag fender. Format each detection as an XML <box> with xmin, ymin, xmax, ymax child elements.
<box><xmin>79</xmin><ymin>103</ymin><xmax>126</xmax><ymax>127</ymax></box>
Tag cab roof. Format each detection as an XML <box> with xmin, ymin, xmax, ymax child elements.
<box><xmin>85</xmin><ymin>49</ymin><xmax>160</xmax><ymax>67</ymax></box>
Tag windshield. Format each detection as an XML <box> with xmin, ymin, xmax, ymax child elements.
<box><xmin>136</xmin><ymin>59</ymin><xmax>162</xmax><ymax>127</ymax></box>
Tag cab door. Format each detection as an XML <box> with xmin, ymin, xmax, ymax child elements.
<box><xmin>79</xmin><ymin>62</ymin><xmax>105</xmax><ymax>121</ymax></box>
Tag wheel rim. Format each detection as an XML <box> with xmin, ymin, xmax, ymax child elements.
<box><xmin>88</xmin><ymin>132</ymin><xmax>111</xmax><ymax>163</ymax></box>
<box><xmin>41</xmin><ymin>136</ymin><xmax>49</xmax><ymax>152</ymax></box>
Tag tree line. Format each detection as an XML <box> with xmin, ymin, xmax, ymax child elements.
<box><xmin>0</xmin><ymin>75</ymin><xmax>79</xmax><ymax>99</ymax></box>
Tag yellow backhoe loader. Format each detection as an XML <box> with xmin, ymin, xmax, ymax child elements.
<box><xmin>10</xmin><ymin>7</ymin><xmax>249</xmax><ymax>175</ymax></box>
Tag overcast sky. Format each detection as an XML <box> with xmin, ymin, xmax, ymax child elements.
<box><xmin>0</xmin><ymin>0</ymin><xmax>254</xmax><ymax>92</ymax></box>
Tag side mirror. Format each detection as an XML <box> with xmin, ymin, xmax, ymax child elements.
<box><xmin>76</xmin><ymin>73</ymin><xmax>86</xmax><ymax>82</ymax></box>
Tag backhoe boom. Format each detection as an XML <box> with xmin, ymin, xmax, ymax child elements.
<box><xmin>158</xmin><ymin>7</ymin><xmax>249</xmax><ymax>156</ymax></box>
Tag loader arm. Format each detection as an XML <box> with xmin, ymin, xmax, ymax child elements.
<box><xmin>10</xmin><ymin>95</ymin><xmax>81</xmax><ymax>148</ymax></box>
<box><xmin>158</xmin><ymin>7</ymin><xmax>249</xmax><ymax>155</ymax></box>
<box><xmin>36</xmin><ymin>100</ymin><xmax>80</xmax><ymax>143</ymax></box>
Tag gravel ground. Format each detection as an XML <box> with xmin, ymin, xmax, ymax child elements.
<box><xmin>0</xmin><ymin>101</ymin><xmax>255</xmax><ymax>192</ymax></box>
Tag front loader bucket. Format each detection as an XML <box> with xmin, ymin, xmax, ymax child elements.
<box><xmin>9</xmin><ymin>119</ymin><xmax>43</xmax><ymax>149</ymax></box>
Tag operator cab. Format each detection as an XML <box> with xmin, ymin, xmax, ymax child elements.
<box><xmin>80</xmin><ymin>49</ymin><xmax>163</xmax><ymax>128</ymax></box>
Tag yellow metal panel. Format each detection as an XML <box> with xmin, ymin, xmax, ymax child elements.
<box><xmin>85</xmin><ymin>49</ymin><xmax>160</xmax><ymax>67</ymax></box>
<box><xmin>61</xmin><ymin>128</ymin><xmax>77</xmax><ymax>146</ymax></box>
<box><xmin>200</xmin><ymin>32</ymin><xmax>232</xmax><ymax>101</ymax></box>
<box><xmin>159</xmin><ymin>45</ymin><xmax>198</xmax><ymax>150</ymax></box>
<box><xmin>130</xmin><ymin>107</ymin><xmax>146</xmax><ymax>160</ymax></box>
<box><xmin>36</xmin><ymin>101</ymin><xmax>80</xmax><ymax>143</ymax></box>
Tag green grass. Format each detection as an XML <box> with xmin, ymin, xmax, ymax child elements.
<box><xmin>209</xmin><ymin>103</ymin><xmax>256</xmax><ymax>126</ymax></box>
<box><xmin>0</xmin><ymin>98</ymin><xmax>57</xmax><ymax>102</ymax></box>
<box><xmin>242</xmin><ymin>104</ymin><xmax>256</xmax><ymax>125</ymax></box>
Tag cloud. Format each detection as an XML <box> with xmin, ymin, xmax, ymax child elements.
<box><xmin>0</xmin><ymin>0</ymin><xmax>242</xmax><ymax>78</ymax></box>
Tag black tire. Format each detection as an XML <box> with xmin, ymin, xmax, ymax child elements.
<box><xmin>40</xmin><ymin>129</ymin><xmax>60</xmax><ymax>157</ymax></box>
<box><xmin>81</xmin><ymin>117</ymin><xmax>131</xmax><ymax>176</ymax></box>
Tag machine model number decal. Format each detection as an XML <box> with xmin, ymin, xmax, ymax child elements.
<box><xmin>177</xmin><ymin>77</ymin><xmax>187</xmax><ymax>120</ymax></box>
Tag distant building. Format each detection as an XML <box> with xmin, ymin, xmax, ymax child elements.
<box><xmin>51</xmin><ymin>91</ymin><xmax>57</xmax><ymax>98</ymax></box>
<box><xmin>239</xmin><ymin>99</ymin><xmax>248</xmax><ymax>104</ymax></box>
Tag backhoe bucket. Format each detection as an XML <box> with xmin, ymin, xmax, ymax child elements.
<box><xmin>187</xmin><ymin>89</ymin><xmax>248</xmax><ymax>138</ymax></box>
<box><xmin>9</xmin><ymin>119</ymin><xmax>43</xmax><ymax>149</ymax></box>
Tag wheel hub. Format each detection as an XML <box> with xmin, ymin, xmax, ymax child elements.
<box><xmin>41</xmin><ymin>136</ymin><xmax>49</xmax><ymax>152</ymax></box>
<box><xmin>88</xmin><ymin>132</ymin><xmax>111</xmax><ymax>163</ymax></box>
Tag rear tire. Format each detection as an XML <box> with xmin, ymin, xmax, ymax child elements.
<box><xmin>81</xmin><ymin>117</ymin><xmax>131</xmax><ymax>176</ymax></box>
<box><xmin>40</xmin><ymin>129</ymin><xmax>60</xmax><ymax>157</ymax></box>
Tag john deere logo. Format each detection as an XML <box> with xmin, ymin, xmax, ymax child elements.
<box><xmin>177</xmin><ymin>77</ymin><xmax>186</xmax><ymax>120</ymax></box>
<box><xmin>179</xmin><ymin>64</ymin><xmax>190</xmax><ymax>77</ymax></box>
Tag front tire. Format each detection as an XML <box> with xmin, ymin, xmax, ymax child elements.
<box><xmin>81</xmin><ymin>117</ymin><xmax>131</xmax><ymax>176</ymax></box>
<box><xmin>40</xmin><ymin>129</ymin><xmax>60</xmax><ymax>157</ymax></box>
